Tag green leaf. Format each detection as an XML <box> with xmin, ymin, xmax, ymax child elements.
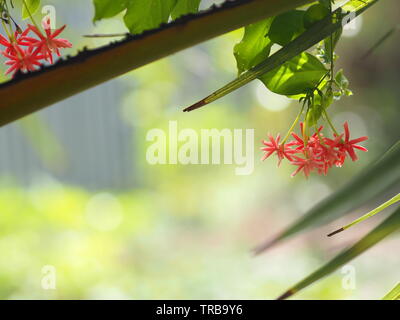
<box><xmin>335</xmin><ymin>69</ymin><xmax>349</xmax><ymax>90</ymax></box>
<box><xmin>22</xmin><ymin>0</ymin><xmax>41</xmax><ymax>20</ymax></box>
<box><xmin>260</xmin><ymin>52</ymin><xmax>327</xmax><ymax>96</ymax></box>
<box><xmin>303</xmin><ymin>3</ymin><xmax>330</xmax><ymax>29</ymax></box>
<box><xmin>334</xmin><ymin>69</ymin><xmax>353</xmax><ymax>97</ymax></box>
<box><xmin>93</xmin><ymin>0</ymin><xmax>128</xmax><ymax>21</ymax></box>
<box><xmin>383</xmin><ymin>283</ymin><xmax>400</xmax><ymax>300</ymax></box>
<box><xmin>171</xmin><ymin>0</ymin><xmax>201</xmax><ymax>20</ymax></box>
<box><xmin>278</xmin><ymin>206</ymin><xmax>400</xmax><ymax>299</ymax></box>
<box><xmin>234</xmin><ymin>18</ymin><xmax>274</xmax><ymax>75</ymax></box>
<box><xmin>254</xmin><ymin>140</ymin><xmax>400</xmax><ymax>254</ymax></box>
<box><xmin>268</xmin><ymin>10</ymin><xmax>305</xmax><ymax>46</ymax></box>
<box><xmin>305</xmin><ymin>102</ymin><xmax>323</xmax><ymax>127</ymax></box>
<box><xmin>124</xmin><ymin>0</ymin><xmax>178</xmax><ymax>34</ymax></box>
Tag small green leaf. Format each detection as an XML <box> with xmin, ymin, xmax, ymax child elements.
<box><xmin>383</xmin><ymin>283</ymin><xmax>400</xmax><ymax>300</ymax></box>
<box><xmin>278</xmin><ymin>206</ymin><xmax>400</xmax><ymax>299</ymax></box>
<box><xmin>93</xmin><ymin>0</ymin><xmax>128</xmax><ymax>21</ymax></box>
<box><xmin>124</xmin><ymin>0</ymin><xmax>177</xmax><ymax>34</ymax></box>
<box><xmin>335</xmin><ymin>69</ymin><xmax>349</xmax><ymax>89</ymax></box>
<box><xmin>268</xmin><ymin>10</ymin><xmax>305</xmax><ymax>46</ymax></box>
<box><xmin>260</xmin><ymin>52</ymin><xmax>327</xmax><ymax>96</ymax></box>
<box><xmin>304</xmin><ymin>3</ymin><xmax>330</xmax><ymax>29</ymax></box>
<box><xmin>234</xmin><ymin>18</ymin><xmax>273</xmax><ymax>75</ymax></box>
<box><xmin>171</xmin><ymin>0</ymin><xmax>201</xmax><ymax>20</ymax></box>
<box><xmin>334</xmin><ymin>69</ymin><xmax>353</xmax><ymax>97</ymax></box>
<box><xmin>22</xmin><ymin>0</ymin><xmax>41</xmax><ymax>20</ymax></box>
<box><xmin>306</xmin><ymin>103</ymin><xmax>324</xmax><ymax>127</ymax></box>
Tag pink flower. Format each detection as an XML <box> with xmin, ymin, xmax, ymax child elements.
<box><xmin>2</xmin><ymin>45</ymin><xmax>44</xmax><ymax>75</ymax></box>
<box><xmin>0</xmin><ymin>30</ymin><xmax>31</xmax><ymax>55</ymax></box>
<box><xmin>24</xmin><ymin>17</ymin><xmax>72</xmax><ymax>64</ymax></box>
<box><xmin>339</xmin><ymin>122</ymin><xmax>368</xmax><ymax>161</ymax></box>
<box><xmin>261</xmin><ymin>122</ymin><xmax>368</xmax><ymax>178</ymax></box>
<box><xmin>290</xmin><ymin>150</ymin><xmax>323</xmax><ymax>178</ymax></box>
<box><xmin>261</xmin><ymin>134</ymin><xmax>296</xmax><ymax>166</ymax></box>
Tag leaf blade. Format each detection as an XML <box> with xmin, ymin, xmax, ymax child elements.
<box><xmin>234</xmin><ymin>18</ymin><xmax>274</xmax><ymax>75</ymax></box>
<box><xmin>22</xmin><ymin>0</ymin><xmax>41</xmax><ymax>20</ymax></box>
<box><xmin>171</xmin><ymin>0</ymin><xmax>201</xmax><ymax>20</ymax></box>
<box><xmin>278</xmin><ymin>206</ymin><xmax>400</xmax><ymax>300</ymax></box>
<box><xmin>124</xmin><ymin>0</ymin><xmax>178</xmax><ymax>34</ymax></box>
<box><xmin>259</xmin><ymin>52</ymin><xmax>327</xmax><ymax>95</ymax></box>
<box><xmin>382</xmin><ymin>283</ymin><xmax>400</xmax><ymax>300</ymax></box>
<box><xmin>93</xmin><ymin>0</ymin><xmax>128</xmax><ymax>21</ymax></box>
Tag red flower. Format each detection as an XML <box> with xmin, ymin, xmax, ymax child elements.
<box><xmin>290</xmin><ymin>150</ymin><xmax>324</xmax><ymax>178</ymax></box>
<box><xmin>0</xmin><ymin>30</ymin><xmax>31</xmax><ymax>55</ymax></box>
<box><xmin>339</xmin><ymin>122</ymin><xmax>368</xmax><ymax>161</ymax></box>
<box><xmin>261</xmin><ymin>134</ymin><xmax>296</xmax><ymax>166</ymax></box>
<box><xmin>2</xmin><ymin>45</ymin><xmax>44</xmax><ymax>75</ymax></box>
<box><xmin>261</xmin><ymin>121</ymin><xmax>368</xmax><ymax>178</ymax></box>
<box><xmin>323</xmin><ymin>134</ymin><xmax>344</xmax><ymax>167</ymax></box>
<box><xmin>24</xmin><ymin>17</ymin><xmax>72</xmax><ymax>64</ymax></box>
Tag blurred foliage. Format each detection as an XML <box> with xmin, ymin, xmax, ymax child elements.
<box><xmin>0</xmin><ymin>0</ymin><xmax>398</xmax><ymax>299</ymax></box>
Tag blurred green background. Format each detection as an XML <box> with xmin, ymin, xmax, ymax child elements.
<box><xmin>0</xmin><ymin>0</ymin><xmax>398</xmax><ymax>299</ymax></box>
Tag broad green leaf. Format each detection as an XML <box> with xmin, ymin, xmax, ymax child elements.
<box><xmin>184</xmin><ymin>0</ymin><xmax>378</xmax><ymax>112</ymax></box>
<box><xmin>277</xmin><ymin>206</ymin><xmax>400</xmax><ymax>299</ymax></box>
<box><xmin>383</xmin><ymin>283</ymin><xmax>400</xmax><ymax>300</ymax></box>
<box><xmin>260</xmin><ymin>52</ymin><xmax>327</xmax><ymax>95</ymax></box>
<box><xmin>234</xmin><ymin>18</ymin><xmax>274</xmax><ymax>75</ymax></box>
<box><xmin>254</xmin><ymin>140</ymin><xmax>400</xmax><ymax>254</ymax></box>
<box><xmin>22</xmin><ymin>0</ymin><xmax>41</xmax><ymax>20</ymax></box>
<box><xmin>171</xmin><ymin>0</ymin><xmax>201</xmax><ymax>20</ymax></box>
<box><xmin>93</xmin><ymin>0</ymin><xmax>128</xmax><ymax>21</ymax></box>
<box><xmin>124</xmin><ymin>0</ymin><xmax>178</xmax><ymax>34</ymax></box>
<box><xmin>268</xmin><ymin>10</ymin><xmax>305</xmax><ymax>46</ymax></box>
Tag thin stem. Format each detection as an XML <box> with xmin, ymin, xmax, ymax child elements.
<box><xmin>281</xmin><ymin>102</ymin><xmax>305</xmax><ymax>144</ymax></box>
<box><xmin>329</xmin><ymin>1</ymin><xmax>335</xmax><ymax>83</ymax></box>
<box><xmin>328</xmin><ymin>193</ymin><xmax>400</xmax><ymax>237</ymax></box>
<box><xmin>83</xmin><ymin>33</ymin><xmax>129</xmax><ymax>38</ymax></box>
<box><xmin>323</xmin><ymin>109</ymin><xmax>340</xmax><ymax>136</ymax></box>
<box><xmin>1</xmin><ymin>19</ymin><xmax>12</xmax><ymax>39</ymax></box>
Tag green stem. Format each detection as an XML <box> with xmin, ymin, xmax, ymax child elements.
<box><xmin>323</xmin><ymin>109</ymin><xmax>340</xmax><ymax>136</ymax></box>
<box><xmin>1</xmin><ymin>19</ymin><xmax>12</xmax><ymax>39</ymax></box>
<box><xmin>281</xmin><ymin>102</ymin><xmax>305</xmax><ymax>144</ymax></box>
<box><xmin>329</xmin><ymin>1</ymin><xmax>335</xmax><ymax>83</ymax></box>
<box><xmin>328</xmin><ymin>193</ymin><xmax>400</xmax><ymax>237</ymax></box>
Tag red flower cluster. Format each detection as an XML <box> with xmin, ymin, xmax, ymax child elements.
<box><xmin>262</xmin><ymin>122</ymin><xmax>368</xmax><ymax>178</ymax></box>
<box><xmin>0</xmin><ymin>18</ymin><xmax>72</xmax><ymax>76</ymax></box>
